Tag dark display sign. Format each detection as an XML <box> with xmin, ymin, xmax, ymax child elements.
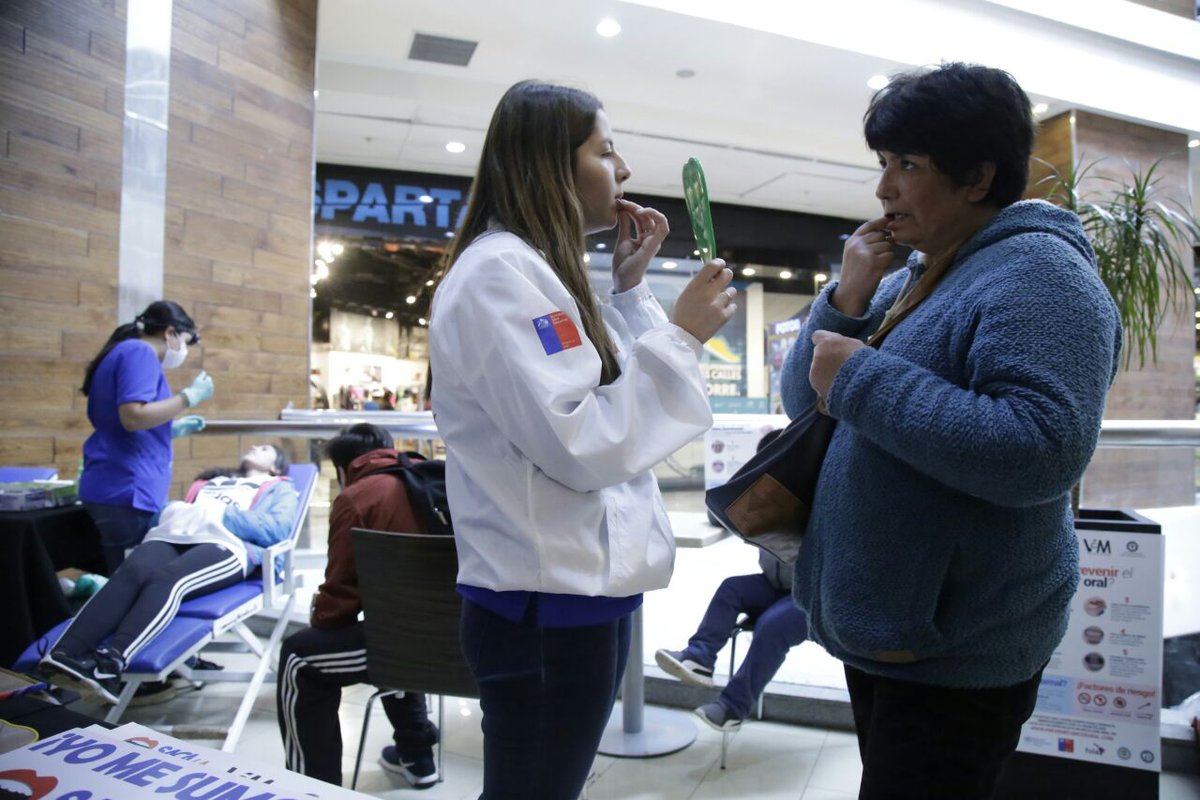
<box><xmin>314</xmin><ymin>163</ymin><xmax>865</xmax><ymax>271</ymax></box>
<box><xmin>315</xmin><ymin>163</ymin><xmax>472</xmax><ymax>239</ymax></box>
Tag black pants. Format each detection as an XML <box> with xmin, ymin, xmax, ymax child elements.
<box><xmin>55</xmin><ymin>541</ymin><xmax>243</xmax><ymax>663</ymax></box>
<box><xmin>460</xmin><ymin>598</ymin><xmax>631</xmax><ymax>800</ymax></box>
<box><xmin>277</xmin><ymin>623</ymin><xmax>436</xmax><ymax>785</ymax></box>
<box><xmin>83</xmin><ymin>501</ymin><xmax>157</xmax><ymax>574</ymax></box>
<box><xmin>844</xmin><ymin>663</ymin><xmax>1044</xmax><ymax>800</ymax></box>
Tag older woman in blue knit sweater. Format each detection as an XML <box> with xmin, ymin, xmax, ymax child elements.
<box><xmin>781</xmin><ymin>63</ymin><xmax>1121</xmax><ymax>799</ymax></box>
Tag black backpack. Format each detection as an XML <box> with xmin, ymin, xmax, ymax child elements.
<box><xmin>363</xmin><ymin>451</ymin><xmax>453</xmax><ymax>537</ymax></box>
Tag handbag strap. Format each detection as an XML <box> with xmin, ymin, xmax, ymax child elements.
<box><xmin>865</xmin><ymin>234</ymin><xmax>966</xmax><ymax>347</ymax></box>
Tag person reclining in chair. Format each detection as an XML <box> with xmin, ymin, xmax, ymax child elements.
<box><xmin>277</xmin><ymin>423</ymin><xmax>440</xmax><ymax>789</ymax></box>
<box><xmin>39</xmin><ymin>444</ymin><xmax>298</xmax><ymax>705</ymax></box>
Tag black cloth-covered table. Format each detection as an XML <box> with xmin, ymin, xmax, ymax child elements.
<box><xmin>0</xmin><ymin>505</ymin><xmax>104</xmax><ymax>669</ymax></box>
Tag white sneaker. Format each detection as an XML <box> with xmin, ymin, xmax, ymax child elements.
<box><xmin>655</xmin><ymin>649</ymin><xmax>715</xmax><ymax>688</ymax></box>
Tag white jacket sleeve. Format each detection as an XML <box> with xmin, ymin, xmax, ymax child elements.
<box><xmin>436</xmin><ymin>253</ymin><xmax>712</xmax><ymax>493</ymax></box>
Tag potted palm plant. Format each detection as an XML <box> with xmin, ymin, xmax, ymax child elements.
<box><xmin>1039</xmin><ymin>158</ymin><xmax>1200</xmax><ymax>368</ymax></box>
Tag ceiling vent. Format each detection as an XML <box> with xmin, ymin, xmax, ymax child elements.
<box><xmin>408</xmin><ymin>32</ymin><xmax>478</xmax><ymax>67</ymax></box>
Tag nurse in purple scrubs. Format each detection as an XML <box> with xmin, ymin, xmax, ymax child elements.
<box><xmin>79</xmin><ymin>300</ymin><xmax>215</xmax><ymax>572</ymax></box>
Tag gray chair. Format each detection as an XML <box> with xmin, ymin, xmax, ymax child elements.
<box><xmin>350</xmin><ymin>528</ymin><xmax>478</xmax><ymax>788</ymax></box>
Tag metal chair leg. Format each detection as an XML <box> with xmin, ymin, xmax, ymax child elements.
<box><xmin>436</xmin><ymin>693</ymin><xmax>446</xmax><ymax>782</ymax></box>
<box><xmin>352</xmin><ymin>689</ymin><xmax>400</xmax><ymax>790</ymax></box>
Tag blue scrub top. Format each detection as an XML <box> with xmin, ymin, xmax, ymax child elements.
<box><xmin>79</xmin><ymin>339</ymin><xmax>173</xmax><ymax>512</ymax></box>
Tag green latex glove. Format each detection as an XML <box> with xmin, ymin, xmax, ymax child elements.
<box><xmin>180</xmin><ymin>370</ymin><xmax>214</xmax><ymax>408</ymax></box>
<box><xmin>171</xmin><ymin>414</ymin><xmax>206</xmax><ymax>439</ymax></box>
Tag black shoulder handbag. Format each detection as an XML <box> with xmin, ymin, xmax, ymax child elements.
<box><xmin>704</xmin><ymin>253</ymin><xmax>954</xmax><ymax>563</ymax></box>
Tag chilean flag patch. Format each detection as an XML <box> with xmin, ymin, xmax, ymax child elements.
<box><xmin>532</xmin><ymin>311</ymin><xmax>583</xmax><ymax>355</ymax></box>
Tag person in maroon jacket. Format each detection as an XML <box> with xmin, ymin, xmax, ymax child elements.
<box><xmin>276</xmin><ymin>423</ymin><xmax>439</xmax><ymax>788</ymax></box>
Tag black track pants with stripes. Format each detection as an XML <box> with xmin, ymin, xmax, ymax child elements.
<box><xmin>54</xmin><ymin>541</ymin><xmax>243</xmax><ymax>663</ymax></box>
<box><xmin>277</xmin><ymin>622</ymin><xmax>437</xmax><ymax>785</ymax></box>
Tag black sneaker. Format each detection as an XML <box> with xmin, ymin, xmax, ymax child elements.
<box><xmin>40</xmin><ymin>649</ymin><xmax>121</xmax><ymax>705</ymax></box>
<box><xmin>654</xmin><ymin>648</ymin><xmax>715</xmax><ymax>688</ymax></box>
<box><xmin>380</xmin><ymin>744</ymin><xmax>438</xmax><ymax>789</ymax></box>
<box><xmin>187</xmin><ymin>656</ymin><xmax>224</xmax><ymax>672</ymax></box>
<box><xmin>40</xmin><ymin>649</ymin><xmax>94</xmax><ymax>685</ymax></box>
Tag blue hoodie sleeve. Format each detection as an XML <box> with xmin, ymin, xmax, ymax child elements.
<box><xmin>827</xmin><ymin>238</ymin><xmax>1121</xmax><ymax>507</ymax></box>
<box><xmin>222</xmin><ymin>480</ymin><xmax>300</xmax><ymax>547</ymax></box>
<box><xmin>780</xmin><ymin>270</ymin><xmax>908</xmax><ymax>419</ymax></box>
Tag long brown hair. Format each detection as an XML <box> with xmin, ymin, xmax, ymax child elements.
<box><xmin>443</xmin><ymin>80</ymin><xmax>621</xmax><ymax>385</ymax></box>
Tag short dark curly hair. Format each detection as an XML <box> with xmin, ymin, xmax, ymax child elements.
<box><xmin>864</xmin><ymin>62</ymin><xmax>1034</xmax><ymax>208</ymax></box>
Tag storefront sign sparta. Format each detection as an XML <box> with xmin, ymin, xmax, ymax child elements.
<box><xmin>314</xmin><ymin>179</ymin><xmax>468</xmax><ymax>229</ymax></box>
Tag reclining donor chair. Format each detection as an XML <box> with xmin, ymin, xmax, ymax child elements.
<box><xmin>14</xmin><ymin>462</ymin><xmax>320</xmax><ymax>752</ymax></box>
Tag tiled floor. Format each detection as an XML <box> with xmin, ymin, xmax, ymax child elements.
<box><xmin>56</xmin><ymin>656</ymin><xmax>1195</xmax><ymax>799</ymax></box>
<box><xmin>48</xmin><ymin>480</ymin><xmax>1198</xmax><ymax>798</ymax></box>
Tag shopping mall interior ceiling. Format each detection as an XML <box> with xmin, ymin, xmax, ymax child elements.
<box><xmin>312</xmin><ymin>0</ymin><xmax>1200</xmax><ymax>224</ymax></box>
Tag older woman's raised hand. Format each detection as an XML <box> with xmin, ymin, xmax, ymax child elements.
<box><xmin>809</xmin><ymin>329</ymin><xmax>868</xmax><ymax>408</ymax></box>
<box><xmin>832</xmin><ymin>216</ymin><xmax>894</xmax><ymax>316</ymax></box>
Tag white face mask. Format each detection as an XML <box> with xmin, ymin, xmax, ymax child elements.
<box><xmin>162</xmin><ymin>336</ymin><xmax>187</xmax><ymax>369</ymax></box>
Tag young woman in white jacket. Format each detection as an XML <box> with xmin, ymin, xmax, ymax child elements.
<box><xmin>429</xmin><ymin>79</ymin><xmax>736</xmax><ymax>800</ymax></box>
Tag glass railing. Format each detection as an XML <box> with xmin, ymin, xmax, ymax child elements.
<box><xmin>193</xmin><ymin>411</ymin><xmax>1199</xmax><ymax>762</ymax></box>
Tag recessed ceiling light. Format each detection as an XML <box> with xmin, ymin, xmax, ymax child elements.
<box><xmin>596</xmin><ymin>18</ymin><xmax>621</xmax><ymax>37</ymax></box>
<box><xmin>583</xmin><ymin>253</ymin><xmax>591</xmax><ymax>263</ymax></box>
<box><xmin>426</xmin><ymin>279</ymin><xmax>435</xmax><ymax>286</ymax></box>
<box><xmin>444</xmin><ymin>231</ymin><xmax>454</xmax><ymax>238</ymax></box>
<box><xmin>661</xmin><ymin>261</ymin><xmax>678</xmax><ymax>270</ymax></box>
<box><xmin>815</xmin><ymin>272</ymin><xmax>828</xmax><ymax>282</ymax></box>
<box><xmin>1032</xmin><ymin>102</ymin><xmax>1049</xmax><ymax>115</ymax></box>
<box><xmin>1189</xmin><ymin>138</ymin><xmax>1200</xmax><ymax>149</ymax></box>
<box><xmin>595</xmin><ymin>243</ymin><xmax>606</xmax><ymax>250</ymax></box>
<box><xmin>419</xmin><ymin>194</ymin><xmax>434</xmax><ymax>203</ymax></box>
<box><xmin>779</xmin><ymin>270</ymin><xmax>792</xmax><ymax>279</ymax></box>
<box><xmin>445</xmin><ymin>141</ymin><xmax>466</xmax><ymax>154</ymax></box>
<box><xmin>867</xmin><ymin>74</ymin><xmax>889</xmax><ymax>90</ymax></box>
<box><xmin>419</xmin><ymin>317</ymin><xmax>427</xmax><ymax>326</ymax></box>
<box><xmin>742</xmin><ymin>267</ymin><xmax>756</xmax><ymax>276</ymax></box>
<box><xmin>385</xmin><ymin>311</ymin><xmax>394</xmax><ymax>319</ymax></box>
<box><xmin>405</xmin><ymin>295</ymin><xmax>417</xmax><ymax>304</ymax></box>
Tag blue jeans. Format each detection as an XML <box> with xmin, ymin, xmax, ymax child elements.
<box><xmin>83</xmin><ymin>501</ymin><xmax>157</xmax><ymax>574</ymax></box>
<box><xmin>845</xmin><ymin>663</ymin><xmax>1044</xmax><ymax>799</ymax></box>
<box><xmin>460</xmin><ymin>598</ymin><xmax>630</xmax><ymax>800</ymax></box>
<box><xmin>686</xmin><ymin>572</ymin><xmax>808</xmax><ymax>719</ymax></box>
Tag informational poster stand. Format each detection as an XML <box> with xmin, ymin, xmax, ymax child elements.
<box><xmin>998</xmin><ymin>509</ymin><xmax>1162</xmax><ymax>799</ymax></box>
<box><xmin>702</xmin><ymin>414</ymin><xmax>789</xmax><ymax>492</ymax></box>
<box><xmin>0</xmin><ymin>721</ymin><xmax>372</xmax><ymax>799</ymax></box>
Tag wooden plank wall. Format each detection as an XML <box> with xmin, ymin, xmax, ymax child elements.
<box><xmin>1032</xmin><ymin>110</ymin><xmax>1197</xmax><ymax>508</ymax></box>
<box><xmin>163</xmin><ymin>0</ymin><xmax>316</xmax><ymax>493</ymax></box>
<box><xmin>0</xmin><ymin>0</ymin><xmax>318</xmax><ymax>497</ymax></box>
<box><xmin>0</xmin><ymin>0</ymin><xmax>127</xmax><ymax>473</ymax></box>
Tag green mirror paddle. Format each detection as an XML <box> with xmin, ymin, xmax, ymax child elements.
<box><xmin>682</xmin><ymin>157</ymin><xmax>717</xmax><ymax>264</ymax></box>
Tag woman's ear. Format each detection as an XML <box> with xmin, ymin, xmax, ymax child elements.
<box><xmin>967</xmin><ymin>162</ymin><xmax>997</xmax><ymax>202</ymax></box>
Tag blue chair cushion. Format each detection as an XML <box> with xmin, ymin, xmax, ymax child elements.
<box><xmin>13</xmin><ymin>619</ymin><xmax>71</xmax><ymax>672</ymax></box>
<box><xmin>124</xmin><ymin>618</ymin><xmax>210</xmax><ymax>674</ymax></box>
<box><xmin>12</xmin><ymin>616</ymin><xmax>211</xmax><ymax>676</ymax></box>
<box><xmin>178</xmin><ymin>579</ymin><xmax>263</xmax><ymax>620</ymax></box>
